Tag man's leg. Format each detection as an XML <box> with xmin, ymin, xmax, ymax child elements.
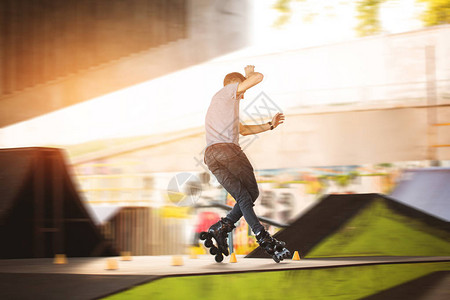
<box><xmin>205</xmin><ymin>145</ymin><xmax>264</xmax><ymax>234</ymax></box>
<box><xmin>225</xmin><ymin>152</ymin><xmax>260</xmax><ymax>224</ymax></box>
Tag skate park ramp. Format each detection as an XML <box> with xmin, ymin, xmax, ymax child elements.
<box><xmin>390</xmin><ymin>168</ymin><xmax>450</xmax><ymax>222</ymax></box>
<box><xmin>0</xmin><ymin>255</ymin><xmax>449</xmax><ymax>299</ymax></box>
<box><xmin>1</xmin><ymin>180</ymin><xmax>449</xmax><ymax>299</ymax></box>
<box><xmin>0</xmin><ymin>147</ymin><xmax>116</xmax><ymax>258</ymax></box>
<box><xmin>246</xmin><ymin>193</ymin><xmax>450</xmax><ymax>259</ymax></box>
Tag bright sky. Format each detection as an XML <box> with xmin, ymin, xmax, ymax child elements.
<box><xmin>0</xmin><ymin>0</ymin><xmax>426</xmax><ymax>147</ymax></box>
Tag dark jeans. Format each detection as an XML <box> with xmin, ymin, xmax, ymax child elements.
<box><xmin>204</xmin><ymin>143</ymin><xmax>264</xmax><ymax>234</ymax></box>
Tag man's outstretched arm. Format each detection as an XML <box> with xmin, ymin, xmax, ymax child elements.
<box><xmin>237</xmin><ymin>65</ymin><xmax>263</xmax><ymax>95</ymax></box>
<box><xmin>239</xmin><ymin>113</ymin><xmax>285</xmax><ymax>136</ymax></box>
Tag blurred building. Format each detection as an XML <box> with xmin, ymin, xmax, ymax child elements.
<box><xmin>68</xmin><ymin>24</ymin><xmax>450</xmax><ymax>169</ymax></box>
<box><xmin>0</xmin><ymin>0</ymin><xmax>251</xmax><ymax>127</ymax></box>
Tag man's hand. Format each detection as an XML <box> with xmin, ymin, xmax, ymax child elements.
<box><xmin>271</xmin><ymin>113</ymin><xmax>285</xmax><ymax>129</ymax></box>
<box><xmin>244</xmin><ymin>65</ymin><xmax>255</xmax><ymax>78</ymax></box>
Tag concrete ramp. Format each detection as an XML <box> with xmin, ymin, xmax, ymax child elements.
<box><xmin>390</xmin><ymin>168</ymin><xmax>450</xmax><ymax>222</ymax></box>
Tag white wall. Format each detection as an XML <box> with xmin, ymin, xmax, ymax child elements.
<box><xmin>78</xmin><ymin>105</ymin><xmax>449</xmax><ymax>172</ymax></box>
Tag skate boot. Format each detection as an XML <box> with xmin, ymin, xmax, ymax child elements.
<box><xmin>199</xmin><ymin>217</ymin><xmax>235</xmax><ymax>263</ymax></box>
<box><xmin>256</xmin><ymin>229</ymin><xmax>291</xmax><ymax>263</ymax></box>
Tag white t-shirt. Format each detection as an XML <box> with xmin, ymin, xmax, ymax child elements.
<box><xmin>205</xmin><ymin>83</ymin><xmax>240</xmax><ymax>147</ymax></box>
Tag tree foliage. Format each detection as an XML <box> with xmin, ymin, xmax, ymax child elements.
<box><xmin>272</xmin><ymin>0</ymin><xmax>294</xmax><ymax>28</ymax></box>
<box><xmin>355</xmin><ymin>0</ymin><xmax>386</xmax><ymax>37</ymax></box>
<box><xmin>419</xmin><ymin>0</ymin><xmax>450</xmax><ymax>26</ymax></box>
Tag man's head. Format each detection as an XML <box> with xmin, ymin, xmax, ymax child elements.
<box><xmin>223</xmin><ymin>72</ymin><xmax>246</xmax><ymax>86</ymax></box>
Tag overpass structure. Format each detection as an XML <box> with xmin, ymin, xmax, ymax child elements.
<box><xmin>0</xmin><ymin>0</ymin><xmax>251</xmax><ymax>127</ymax></box>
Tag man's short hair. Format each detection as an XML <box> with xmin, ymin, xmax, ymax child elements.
<box><xmin>223</xmin><ymin>72</ymin><xmax>246</xmax><ymax>86</ymax></box>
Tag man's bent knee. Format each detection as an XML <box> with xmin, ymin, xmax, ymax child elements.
<box><xmin>238</xmin><ymin>195</ymin><xmax>255</xmax><ymax>210</ymax></box>
<box><xmin>251</xmin><ymin>189</ymin><xmax>259</xmax><ymax>203</ymax></box>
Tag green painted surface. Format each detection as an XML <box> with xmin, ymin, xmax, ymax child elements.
<box><xmin>308</xmin><ymin>198</ymin><xmax>450</xmax><ymax>258</ymax></box>
<box><xmin>103</xmin><ymin>262</ymin><xmax>450</xmax><ymax>300</ymax></box>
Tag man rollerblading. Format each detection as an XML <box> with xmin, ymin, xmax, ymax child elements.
<box><xmin>201</xmin><ymin>65</ymin><xmax>290</xmax><ymax>263</ymax></box>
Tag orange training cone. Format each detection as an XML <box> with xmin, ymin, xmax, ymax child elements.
<box><xmin>229</xmin><ymin>252</ymin><xmax>237</xmax><ymax>263</ymax></box>
<box><xmin>53</xmin><ymin>254</ymin><xmax>68</xmax><ymax>265</ymax></box>
<box><xmin>172</xmin><ymin>255</ymin><xmax>184</xmax><ymax>266</ymax></box>
<box><xmin>120</xmin><ymin>251</ymin><xmax>132</xmax><ymax>261</ymax></box>
<box><xmin>292</xmin><ymin>251</ymin><xmax>300</xmax><ymax>261</ymax></box>
<box><xmin>105</xmin><ymin>258</ymin><xmax>119</xmax><ymax>270</ymax></box>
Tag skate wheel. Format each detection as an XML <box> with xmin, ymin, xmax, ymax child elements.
<box><xmin>210</xmin><ymin>247</ymin><xmax>218</xmax><ymax>255</ymax></box>
<box><xmin>204</xmin><ymin>239</ymin><xmax>213</xmax><ymax>248</ymax></box>
<box><xmin>199</xmin><ymin>232</ymin><xmax>209</xmax><ymax>240</ymax></box>
<box><xmin>272</xmin><ymin>255</ymin><xmax>280</xmax><ymax>263</ymax></box>
<box><xmin>215</xmin><ymin>253</ymin><xmax>224</xmax><ymax>263</ymax></box>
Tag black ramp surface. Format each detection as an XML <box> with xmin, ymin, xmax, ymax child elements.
<box><xmin>390</xmin><ymin>168</ymin><xmax>450</xmax><ymax>222</ymax></box>
<box><xmin>0</xmin><ymin>273</ymin><xmax>158</xmax><ymax>300</ymax></box>
<box><xmin>246</xmin><ymin>193</ymin><xmax>450</xmax><ymax>259</ymax></box>
<box><xmin>0</xmin><ymin>148</ymin><xmax>34</xmax><ymax>222</ymax></box>
<box><xmin>0</xmin><ymin>147</ymin><xmax>116</xmax><ymax>258</ymax></box>
<box><xmin>247</xmin><ymin>193</ymin><xmax>374</xmax><ymax>258</ymax></box>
